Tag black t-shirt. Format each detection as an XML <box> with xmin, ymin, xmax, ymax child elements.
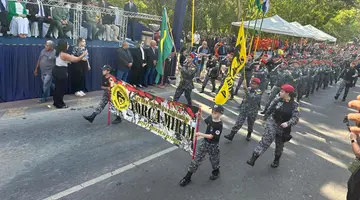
<box><xmin>204</xmin><ymin>116</ymin><xmax>223</xmax><ymax>144</ymax></box>
<box><xmin>102</xmin><ymin>75</ymin><xmax>110</xmax><ymax>87</ymax></box>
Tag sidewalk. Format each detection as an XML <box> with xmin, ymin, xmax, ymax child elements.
<box><xmin>0</xmin><ymin>86</ymin><xmax>177</xmax><ymax>119</ymax></box>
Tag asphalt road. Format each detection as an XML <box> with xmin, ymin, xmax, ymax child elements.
<box><xmin>0</xmin><ymin>82</ymin><xmax>357</xmax><ymax>200</ymax></box>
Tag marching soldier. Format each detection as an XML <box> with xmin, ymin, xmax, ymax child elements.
<box><xmin>234</xmin><ymin>61</ymin><xmax>255</xmax><ymax>96</ymax></box>
<box><xmin>173</xmin><ymin>53</ymin><xmax>197</xmax><ymax>106</ymax></box>
<box><xmin>334</xmin><ymin>61</ymin><xmax>358</xmax><ymax>101</ymax></box>
<box><xmin>200</xmin><ymin>55</ymin><xmax>220</xmax><ymax>93</ymax></box>
<box><xmin>224</xmin><ymin>78</ymin><xmax>262</xmax><ymax>141</ymax></box>
<box><xmin>180</xmin><ymin>105</ymin><xmax>224</xmax><ymax>187</ymax></box>
<box><xmin>305</xmin><ymin>61</ymin><xmax>318</xmax><ymax>97</ymax></box>
<box><xmin>261</xmin><ymin>64</ymin><xmax>294</xmax><ymax>114</ymax></box>
<box><xmin>83</xmin><ymin>65</ymin><xmax>122</xmax><ymax>124</ymax></box>
<box><xmin>246</xmin><ymin>84</ymin><xmax>300</xmax><ymax>168</ymax></box>
<box><xmin>253</xmin><ymin>60</ymin><xmax>269</xmax><ymax>94</ymax></box>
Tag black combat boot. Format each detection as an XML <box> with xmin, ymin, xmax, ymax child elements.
<box><xmin>246</xmin><ymin>152</ymin><xmax>260</xmax><ymax>167</ymax></box>
<box><xmin>342</xmin><ymin>97</ymin><xmax>346</xmax><ymax>102</ymax></box>
<box><xmin>83</xmin><ymin>112</ymin><xmax>97</xmax><ymax>123</ymax></box>
<box><xmin>112</xmin><ymin>116</ymin><xmax>122</xmax><ymax>124</ymax></box>
<box><xmin>179</xmin><ymin>171</ymin><xmax>192</xmax><ymax>187</ymax></box>
<box><xmin>246</xmin><ymin>131</ymin><xmax>252</xmax><ymax>141</ymax></box>
<box><xmin>260</xmin><ymin>109</ymin><xmax>266</xmax><ymax>115</ymax></box>
<box><xmin>270</xmin><ymin>155</ymin><xmax>281</xmax><ymax>168</ymax></box>
<box><xmin>224</xmin><ymin>131</ymin><xmax>237</xmax><ymax>141</ymax></box>
<box><xmin>209</xmin><ymin>169</ymin><xmax>220</xmax><ymax>180</ymax></box>
<box><xmin>199</xmin><ymin>87</ymin><xmax>205</xmax><ymax>93</ymax></box>
<box><xmin>212</xmin><ymin>86</ymin><xmax>216</xmax><ymax>93</ymax></box>
<box><xmin>334</xmin><ymin>95</ymin><xmax>339</xmax><ymax>100</ymax></box>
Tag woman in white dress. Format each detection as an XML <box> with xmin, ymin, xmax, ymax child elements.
<box><xmin>8</xmin><ymin>0</ymin><xmax>29</xmax><ymax>38</ymax></box>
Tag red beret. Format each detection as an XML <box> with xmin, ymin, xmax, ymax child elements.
<box><xmin>261</xmin><ymin>59</ymin><xmax>267</xmax><ymax>64</ymax></box>
<box><xmin>189</xmin><ymin>53</ymin><xmax>195</xmax><ymax>58</ymax></box>
<box><xmin>281</xmin><ymin>84</ymin><xmax>295</xmax><ymax>93</ymax></box>
<box><xmin>263</xmin><ymin>54</ymin><xmax>269</xmax><ymax>58</ymax></box>
<box><xmin>251</xmin><ymin>78</ymin><xmax>261</xmax><ymax>85</ymax></box>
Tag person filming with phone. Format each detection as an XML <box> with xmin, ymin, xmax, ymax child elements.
<box><xmin>346</xmin><ymin>95</ymin><xmax>360</xmax><ymax>200</ymax></box>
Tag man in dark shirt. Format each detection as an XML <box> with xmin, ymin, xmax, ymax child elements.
<box><xmin>335</xmin><ymin>61</ymin><xmax>358</xmax><ymax>101</ymax></box>
<box><xmin>83</xmin><ymin>65</ymin><xmax>122</xmax><ymax>124</ymax></box>
<box><xmin>124</xmin><ymin>0</ymin><xmax>138</xmax><ymax>41</ymax></box>
<box><xmin>180</xmin><ymin>105</ymin><xmax>224</xmax><ymax>187</ymax></box>
<box><xmin>116</xmin><ymin>41</ymin><xmax>133</xmax><ymax>81</ymax></box>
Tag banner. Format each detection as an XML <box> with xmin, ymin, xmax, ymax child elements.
<box><xmin>215</xmin><ymin>22</ymin><xmax>247</xmax><ymax>105</ymax></box>
<box><xmin>110</xmin><ymin>80</ymin><xmax>200</xmax><ymax>155</ymax></box>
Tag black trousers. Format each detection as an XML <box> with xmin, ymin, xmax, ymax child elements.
<box><xmin>53</xmin><ymin>67</ymin><xmax>68</xmax><ymax>108</ymax></box>
<box><xmin>71</xmin><ymin>61</ymin><xmax>87</xmax><ymax>92</ymax></box>
<box><xmin>27</xmin><ymin>15</ymin><xmax>52</xmax><ymax>37</ymax></box>
<box><xmin>0</xmin><ymin>11</ymin><xmax>9</xmax><ymax>34</ymax></box>
<box><xmin>347</xmin><ymin>169</ymin><xmax>360</xmax><ymax>200</ymax></box>
<box><xmin>129</xmin><ymin>64</ymin><xmax>146</xmax><ymax>85</ymax></box>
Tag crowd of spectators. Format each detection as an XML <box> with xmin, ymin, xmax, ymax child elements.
<box><xmin>0</xmin><ymin>0</ymin><xmax>137</xmax><ymax>41</ymax></box>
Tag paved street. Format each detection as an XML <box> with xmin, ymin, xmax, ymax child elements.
<box><xmin>0</xmin><ymin>82</ymin><xmax>356</xmax><ymax>200</ymax></box>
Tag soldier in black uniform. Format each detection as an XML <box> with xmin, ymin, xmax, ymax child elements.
<box><xmin>173</xmin><ymin>53</ymin><xmax>197</xmax><ymax>105</ymax></box>
<box><xmin>247</xmin><ymin>84</ymin><xmax>300</xmax><ymax>168</ymax></box>
<box><xmin>180</xmin><ymin>105</ymin><xmax>224</xmax><ymax>187</ymax></box>
<box><xmin>83</xmin><ymin>65</ymin><xmax>122</xmax><ymax>124</ymax></box>
<box><xmin>335</xmin><ymin>61</ymin><xmax>358</xmax><ymax>101</ymax></box>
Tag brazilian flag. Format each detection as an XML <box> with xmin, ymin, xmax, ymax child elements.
<box><xmin>155</xmin><ymin>8</ymin><xmax>173</xmax><ymax>84</ymax></box>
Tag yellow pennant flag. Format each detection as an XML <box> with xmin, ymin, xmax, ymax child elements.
<box><xmin>215</xmin><ymin>21</ymin><xmax>247</xmax><ymax>105</ymax></box>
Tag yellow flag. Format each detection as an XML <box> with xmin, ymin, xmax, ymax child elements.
<box><xmin>215</xmin><ymin>22</ymin><xmax>247</xmax><ymax>105</ymax></box>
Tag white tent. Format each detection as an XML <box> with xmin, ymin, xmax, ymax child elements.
<box><xmin>303</xmin><ymin>25</ymin><xmax>337</xmax><ymax>42</ymax></box>
<box><xmin>288</xmin><ymin>22</ymin><xmax>320</xmax><ymax>40</ymax></box>
<box><xmin>232</xmin><ymin>15</ymin><xmax>310</xmax><ymax>38</ymax></box>
<box><xmin>290</xmin><ymin>22</ymin><xmax>325</xmax><ymax>41</ymax></box>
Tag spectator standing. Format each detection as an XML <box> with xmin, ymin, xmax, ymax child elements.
<box><xmin>129</xmin><ymin>41</ymin><xmax>147</xmax><ymax>87</ymax></box>
<box><xmin>116</xmin><ymin>41</ymin><xmax>133</xmax><ymax>81</ymax></box>
<box><xmin>193</xmin><ymin>31</ymin><xmax>200</xmax><ymax>48</ymax></box>
<box><xmin>197</xmin><ymin>41</ymin><xmax>210</xmax><ymax>81</ymax></box>
<box><xmin>8</xmin><ymin>0</ymin><xmax>29</xmax><ymax>38</ymax></box>
<box><xmin>144</xmin><ymin>40</ymin><xmax>158</xmax><ymax>87</ymax></box>
<box><xmin>71</xmin><ymin>38</ymin><xmax>90</xmax><ymax>97</ymax></box>
<box><xmin>100</xmin><ymin>0</ymin><xmax>119</xmax><ymax>42</ymax></box>
<box><xmin>0</xmin><ymin>0</ymin><xmax>9</xmax><ymax>36</ymax></box>
<box><xmin>34</xmin><ymin>40</ymin><xmax>56</xmax><ymax>103</ymax></box>
<box><xmin>49</xmin><ymin>3</ymin><xmax>73</xmax><ymax>38</ymax></box>
<box><xmin>53</xmin><ymin>40</ymin><xmax>87</xmax><ymax>109</ymax></box>
<box><xmin>124</xmin><ymin>0</ymin><xmax>137</xmax><ymax>41</ymax></box>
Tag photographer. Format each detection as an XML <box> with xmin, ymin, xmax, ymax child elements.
<box><xmin>346</xmin><ymin>96</ymin><xmax>360</xmax><ymax>200</ymax></box>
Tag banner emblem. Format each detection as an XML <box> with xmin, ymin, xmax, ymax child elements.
<box><xmin>111</xmin><ymin>84</ymin><xmax>130</xmax><ymax>111</ymax></box>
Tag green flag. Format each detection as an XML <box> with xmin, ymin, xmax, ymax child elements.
<box><xmin>155</xmin><ymin>8</ymin><xmax>173</xmax><ymax>84</ymax></box>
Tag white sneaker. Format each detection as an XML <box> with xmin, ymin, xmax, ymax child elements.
<box><xmin>80</xmin><ymin>91</ymin><xmax>86</xmax><ymax>96</ymax></box>
<box><xmin>75</xmin><ymin>91</ymin><xmax>82</xmax><ymax>97</ymax></box>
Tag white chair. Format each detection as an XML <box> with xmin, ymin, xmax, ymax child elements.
<box><xmin>30</xmin><ymin>21</ymin><xmax>39</xmax><ymax>37</ymax></box>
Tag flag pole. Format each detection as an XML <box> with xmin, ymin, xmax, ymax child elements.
<box><xmin>253</xmin><ymin>12</ymin><xmax>265</xmax><ymax>56</ymax></box>
<box><xmin>192</xmin><ymin>107</ymin><xmax>202</xmax><ymax>160</ymax></box>
<box><xmin>191</xmin><ymin>0</ymin><xmax>195</xmax><ymax>46</ymax></box>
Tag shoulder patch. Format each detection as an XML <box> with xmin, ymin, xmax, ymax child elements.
<box><xmin>215</xmin><ymin>130</ymin><xmax>221</xmax><ymax>135</ymax></box>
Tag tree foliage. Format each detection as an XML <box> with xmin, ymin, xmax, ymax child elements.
<box><xmin>106</xmin><ymin>0</ymin><xmax>360</xmax><ymax>42</ymax></box>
